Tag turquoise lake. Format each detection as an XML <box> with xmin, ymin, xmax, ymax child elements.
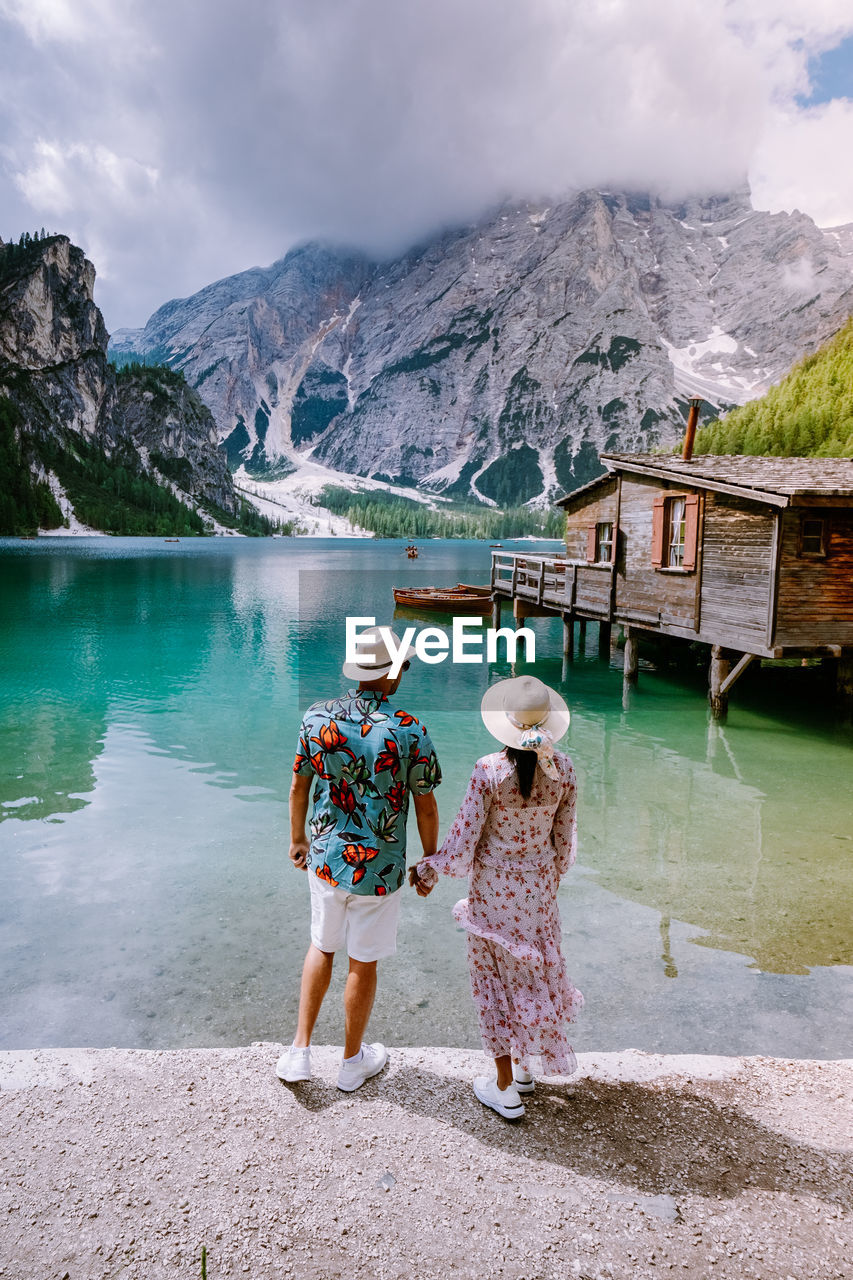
<box><xmin>1</xmin><ymin>536</ymin><xmax>851</xmax><ymax>1056</ymax></box>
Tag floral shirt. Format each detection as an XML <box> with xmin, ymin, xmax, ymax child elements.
<box><xmin>293</xmin><ymin>688</ymin><xmax>441</xmax><ymax>896</ymax></box>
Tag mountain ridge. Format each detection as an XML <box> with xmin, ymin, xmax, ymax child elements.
<box><xmin>111</xmin><ymin>188</ymin><xmax>853</xmax><ymax>506</ymax></box>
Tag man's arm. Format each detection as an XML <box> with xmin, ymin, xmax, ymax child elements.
<box><xmin>411</xmin><ymin>791</ymin><xmax>439</xmax><ymax>896</ymax></box>
<box><xmin>289</xmin><ymin>773</ymin><xmax>312</xmax><ymax>870</ymax></box>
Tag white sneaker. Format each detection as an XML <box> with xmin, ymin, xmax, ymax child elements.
<box><xmin>276</xmin><ymin>1045</ymin><xmax>312</xmax><ymax>1083</ymax></box>
<box><xmin>473</xmin><ymin>1076</ymin><xmax>525</xmax><ymax>1120</ymax></box>
<box><xmin>337</xmin><ymin>1043</ymin><xmax>388</xmax><ymax>1092</ymax></box>
<box><xmin>513</xmin><ymin>1065</ymin><xmax>535</xmax><ymax>1094</ymax></box>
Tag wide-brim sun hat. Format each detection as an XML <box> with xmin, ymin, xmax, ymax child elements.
<box><xmin>342</xmin><ymin>624</ymin><xmax>417</xmax><ymax>681</ymax></box>
<box><xmin>480</xmin><ymin>675</ymin><xmax>570</xmax><ymax>749</ymax></box>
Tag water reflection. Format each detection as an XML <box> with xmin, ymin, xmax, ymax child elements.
<box><xmin>1</xmin><ymin>537</ymin><xmax>851</xmax><ymax>1054</ymax></box>
<box><xmin>560</xmin><ymin>657</ymin><xmax>853</xmax><ymax>975</ymax></box>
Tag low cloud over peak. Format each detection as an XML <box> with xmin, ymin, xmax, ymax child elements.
<box><xmin>2</xmin><ymin>0</ymin><xmax>852</xmax><ymax>327</ymax></box>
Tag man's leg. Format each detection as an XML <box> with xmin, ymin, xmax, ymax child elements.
<box><xmin>343</xmin><ymin>957</ymin><xmax>378</xmax><ymax>1059</ymax></box>
<box><xmin>293</xmin><ymin>944</ymin><xmax>335</xmax><ymax>1047</ymax></box>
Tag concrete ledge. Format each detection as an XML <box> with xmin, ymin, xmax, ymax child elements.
<box><xmin>1</xmin><ymin>1045</ymin><xmax>851</xmax><ymax>1279</ymax></box>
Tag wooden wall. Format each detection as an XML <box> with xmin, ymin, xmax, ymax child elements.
<box><xmin>563</xmin><ymin>482</ymin><xmax>617</xmax><ymax>561</ymax></box>
<box><xmin>699</xmin><ymin>494</ymin><xmax>775</xmax><ymax>648</ymax></box>
<box><xmin>614</xmin><ymin>476</ymin><xmax>698</xmax><ymax>629</ymax></box>
<box><xmin>775</xmin><ymin>509</ymin><xmax>853</xmax><ymax>647</ymax></box>
<box><xmin>574</xmin><ymin>565</ymin><xmax>614</xmax><ymax>614</ymax></box>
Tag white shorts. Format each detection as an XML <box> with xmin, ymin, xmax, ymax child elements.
<box><xmin>308</xmin><ymin>873</ymin><xmax>403</xmax><ymax>962</ymax></box>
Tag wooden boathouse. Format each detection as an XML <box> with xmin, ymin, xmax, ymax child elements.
<box><xmin>491</xmin><ymin>453</ymin><xmax>853</xmax><ymax>715</ymax></box>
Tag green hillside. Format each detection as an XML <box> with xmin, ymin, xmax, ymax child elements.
<box><xmin>692</xmin><ymin>315</ymin><xmax>853</xmax><ymax>457</ymax></box>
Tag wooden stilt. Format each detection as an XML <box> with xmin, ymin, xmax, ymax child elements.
<box><xmin>709</xmin><ymin>645</ymin><xmax>731</xmax><ymax>719</ymax></box>
<box><xmin>562</xmin><ymin>615</ymin><xmax>574</xmax><ymax>663</ymax></box>
<box><xmin>578</xmin><ymin>620</ymin><xmax>587</xmax><ymax>654</ymax></box>
<box><xmin>839</xmin><ymin>650</ymin><xmax>853</xmax><ymax>704</ymax></box>
<box><xmin>623</xmin><ymin>627</ymin><xmax>639</xmax><ymax>683</ymax></box>
<box><xmin>659</xmin><ymin>915</ymin><xmax>678</xmax><ymax>980</ymax></box>
<box><xmin>598</xmin><ymin>621</ymin><xmax>611</xmax><ymax>657</ymax></box>
<box><xmin>491</xmin><ymin>597</ymin><xmax>501</xmax><ymax>631</ymax></box>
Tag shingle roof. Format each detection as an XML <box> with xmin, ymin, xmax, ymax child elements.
<box><xmin>600</xmin><ymin>453</ymin><xmax>853</xmax><ymax>499</ymax></box>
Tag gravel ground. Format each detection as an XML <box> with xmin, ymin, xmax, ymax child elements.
<box><xmin>1</xmin><ymin>1045</ymin><xmax>851</xmax><ymax>1280</ymax></box>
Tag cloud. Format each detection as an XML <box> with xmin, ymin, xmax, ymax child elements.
<box><xmin>14</xmin><ymin>141</ymin><xmax>158</xmax><ymax>218</ymax></box>
<box><xmin>780</xmin><ymin>257</ymin><xmax>817</xmax><ymax>293</ymax></box>
<box><xmin>752</xmin><ymin>98</ymin><xmax>853</xmax><ymax>226</ymax></box>
<box><xmin>0</xmin><ymin>0</ymin><xmax>119</xmax><ymax>45</ymax></box>
<box><xmin>1</xmin><ymin>0</ymin><xmax>852</xmax><ymax>328</ymax></box>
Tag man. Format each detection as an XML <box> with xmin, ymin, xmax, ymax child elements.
<box><xmin>277</xmin><ymin>625</ymin><xmax>441</xmax><ymax>1091</ymax></box>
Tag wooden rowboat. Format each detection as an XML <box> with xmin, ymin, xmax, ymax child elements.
<box><xmin>392</xmin><ymin>583</ymin><xmax>493</xmax><ymax>615</ymax></box>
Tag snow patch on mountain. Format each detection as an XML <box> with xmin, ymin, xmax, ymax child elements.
<box><xmin>661</xmin><ymin>328</ymin><xmax>764</xmax><ymax>405</ymax></box>
<box><xmin>234</xmin><ymin>453</ymin><xmax>449</xmax><ymax>536</ymax></box>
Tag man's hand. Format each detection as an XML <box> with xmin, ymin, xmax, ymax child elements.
<box><xmin>408</xmin><ymin>865</ymin><xmax>434</xmax><ymax>897</ymax></box>
<box><xmin>289</xmin><ymin>839</ymin><xmax>310</xmax><ymax>871</ymax></box>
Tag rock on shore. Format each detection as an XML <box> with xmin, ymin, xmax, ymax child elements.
<box><xmin>1</xmin><ymin>1045</ymin><xmax>851</xmax><ymax>1279</ymax></box>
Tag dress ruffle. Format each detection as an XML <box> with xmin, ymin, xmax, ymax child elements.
<box><xmin>467</xmin><ymin>933</ymin><xmax>582</xmax><ymax>1077</ymax></box>
<box><xmin>451</xmin><ymin>898</ymin><xmax>558</xmax><ymax>972</ymax></box>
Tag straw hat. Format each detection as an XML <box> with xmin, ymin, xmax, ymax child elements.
<box><xmin>480</xmin><ymin>675</ymin><xmax>570</xmax><ymax>749</ymax></box>
<box><xmin>342</xmin><ymin>625</ymin><xmax>417</xmax><ymax>681</ymax></box>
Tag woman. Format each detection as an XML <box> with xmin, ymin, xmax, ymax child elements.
<box><xmin>410</xmin><ymin>675</ymin><xmax>582</xmax><ymax>1121</ymax></box>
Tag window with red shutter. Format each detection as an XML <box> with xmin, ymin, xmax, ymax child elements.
<box><xmin>586</xmin><ymin>525</ymin><xmax>597</xmax><ymax>562</ymax></box>
<box><xmin>652</xmin><ymin>493</ymin><xmax>699</xmax><ymax>571</ymax></box>
<box><xmin>651</xmin><ymin>496</ymin><xmax>665</xmax><ymax>567</ymax></box>
<box><xmin>682</xmin><ymin>494</ymin><xmax>700</xmax><ymax>570</ymax></box>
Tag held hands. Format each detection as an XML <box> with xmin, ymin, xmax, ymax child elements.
<box><xmin>289</xmin><ymin>839</ymin><xmax>310</xmax><ymax>871</ymax></box>
<box><xmin>408</xmin><ymin>865</ymin><xmax>434</xmax><ymax>898</ymax></box>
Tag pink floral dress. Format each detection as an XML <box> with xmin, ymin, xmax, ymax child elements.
<box><xmin>416</xmin><ymin>749</ymin><xmax>583</xmax><ymax>1076</ymax></box>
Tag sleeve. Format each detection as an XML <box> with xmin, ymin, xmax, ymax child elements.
<box><xmin>292</xmin><ymin>718</ymin><xmax>314</xmax><ymax>777</ymax></box>
<box><xmin>406</xmin><ymin>722</ymin><xmax>442</xmax><ymax>795</ymax></box>
<box><xmin>416</xmin><ymin>758</ymin><xmax>492</xmax><ymax>886</ymax></box>
<box><xmin>550</xmin><ymin>756</ymin><xmax>577</xmax><ymax>876</ymax></box>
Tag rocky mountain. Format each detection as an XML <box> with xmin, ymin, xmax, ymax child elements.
<box><xmin>112</xmin><ymin>364</ymin><xmax>237</xmax><ymax>512</ymax></box>
<box><xmin>0</xmin><ymin>233</ymin><xmax>240</xmax><ymax>533</ymax></box>
<box><xmin>112</xmin><ymin>188</ymin><xmax>853</xmax><ymax>505</ymax></box>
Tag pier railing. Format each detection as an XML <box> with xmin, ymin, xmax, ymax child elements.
<box><xmin>491</xmin><ymin>551</ymin><xmax>614</xmax><ymax>618</ymax></box>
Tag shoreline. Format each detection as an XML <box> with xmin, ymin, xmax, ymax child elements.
<box><xmin>2</xmin><ymin>1044</ymin><xmax>850</xmax><ymax>1279</ymax></box>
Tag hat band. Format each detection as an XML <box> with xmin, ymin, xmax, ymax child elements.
<box><xmin>506</xmin><ymin>712</ymin><xmax>547</xmax><ymax>732</ymax></box>
<box><xmin>357</xmin><ymin>657</ymin><xmax>393</xmax><ymax>671</ymax></box>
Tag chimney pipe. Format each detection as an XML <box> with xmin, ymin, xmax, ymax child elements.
<box><xmin>682</xmin><ymin>398</ymin><xmax>701</xmax><ymax>461</ymax></box>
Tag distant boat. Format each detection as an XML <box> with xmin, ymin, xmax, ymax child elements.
<box><xmin>393</xmin><ymin>583</ymin><xmax>492</xmax><ymax>615</ymax></box>
<box><xmin>405</xmin><ymin>543</ymin><xmax>419</xmax><ymax>558</ymax></box>
<box><xmin>164</xmin><ymin>538</ymin><xmax>180</xmax><ymax>543</ymax></box>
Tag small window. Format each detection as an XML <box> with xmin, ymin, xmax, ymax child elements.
<box><xmin>651</xmin><ymin>492</ymin><xmax>699</xmax><ymax>571</ymax></box>
<box><xmin>595</xmin><ymin>521</ymin><xmax>614</xmax><ymax>563</ymax></box>
<box><xmin>800</xmin><ymin>517</ymin><xmax>826</xmax><ymax>557</ymax></box>
<box><xmin>667</xmin><ymin>498</ymin><xmax>686</xmax><ymax>567</ymax></box>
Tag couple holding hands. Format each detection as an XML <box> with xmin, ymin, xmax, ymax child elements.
<box><xmin>279</xmin><ymin>625</ymin><xmax>582</xmax><ymax>1122</ymax></box>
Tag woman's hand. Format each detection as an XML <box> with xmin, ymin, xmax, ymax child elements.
<box><xmin>408</xmin><ymin>865</ymin><xmax>434</xmax><ymax>897</ymax></box>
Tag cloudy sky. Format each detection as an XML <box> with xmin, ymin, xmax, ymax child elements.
<box><xmin>2</xmin><ymin>0</ymin><xmax>852</xmax><ymax>330</ymax></box>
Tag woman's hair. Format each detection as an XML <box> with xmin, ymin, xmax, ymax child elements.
<box><xmin>505</xmin><ymin>746</ymin><xmax>537</xmax><ymax>799</ymax></box>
